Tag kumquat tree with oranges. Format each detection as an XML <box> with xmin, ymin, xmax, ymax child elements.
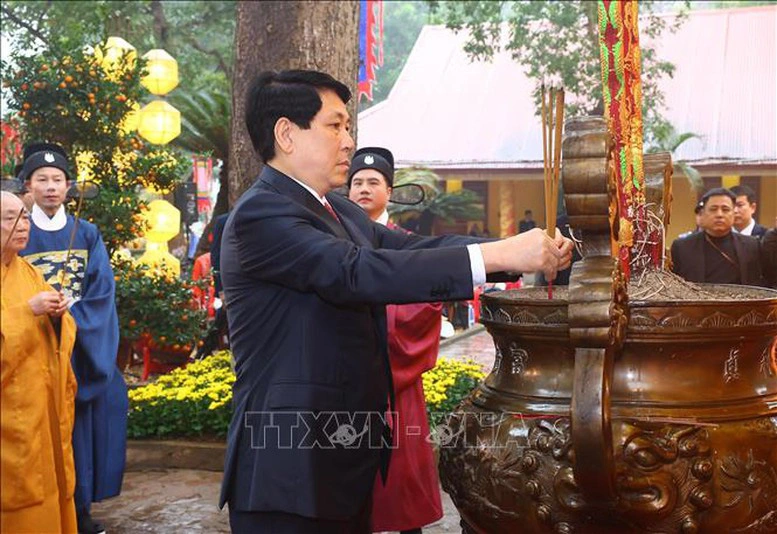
<box><xmin>2</xmin><ymin>43</ymin><xmax>200</xmax><ymax>353</ymax></box>
<box><xmin>2</xmin><ymin>44</ymin><xmax>189</xmax><ymax>257</ymax></box>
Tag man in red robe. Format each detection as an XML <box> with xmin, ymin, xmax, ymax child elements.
<box><xmin>348</xmin><ymin>148</ymin><xmax>443</xmax><ymax>533</ymax></box>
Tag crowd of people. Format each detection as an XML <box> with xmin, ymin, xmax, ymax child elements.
<box><xmin>2</xmin><ymin>144</ymin><xmax>127</xmax><ymax>534</ymax></box>
<box><xmin>670</xmin><ymin>186</ymin><xmax>776</xmax><ymax>288</ymax></box>
<box><xmin>2</xmin><ymin>66</ymin><xmax>775</xmax><ymax>534</ymax></box>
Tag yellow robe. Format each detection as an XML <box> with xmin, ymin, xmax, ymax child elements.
<box><xmin>1</xmin><ymin>256</ymin><xmax>78</xmax><ymax>533</ymax></box>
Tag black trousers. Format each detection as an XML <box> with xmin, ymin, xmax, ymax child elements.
<box><xmin>229</xmin><ymin>493</ymin><xmax>372</xmax><ymax>534</ymax></box>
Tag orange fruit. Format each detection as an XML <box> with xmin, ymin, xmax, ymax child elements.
<box><xmin>64</xmin><ymin>75</ymin><xmax>73</xmax><ymax>83</ymax></box>
<box><xmin>59</xmin><ymin>82</ymin><xmax>66</xmax><ymax>89</ymax></box>
<box><xmin>129</xmin><ymin>319</ymin><xmax>137</xmax><ymax>327</ymax></box>
<box><xmin>159</xmin><ymin>336</ymin><xmax>167</xmax><ymax>343</ymax></box>
<box><xmin>22</xmin><ymin>102</ymin><xmax>31</xmax><ymax>110</ymax></box>
<box><xmin>115</xmin><ymin>223</ymin><xmax>124</xmax><ymax>231</ymax></box>
<box><xmin>40</xmin><ymin>64</ymin><xmax>49</xmax><ymax>71</ymax></box>
<box><xmin>21</xmin><ymin>83</ymin><xmax>28</xmax><ymax>90</ymax></box>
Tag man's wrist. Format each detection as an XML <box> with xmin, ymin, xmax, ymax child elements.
<box><xmin>466</xmin><ymin>244</ymin><xmax>486</xmax><ymax>286</ymax></box>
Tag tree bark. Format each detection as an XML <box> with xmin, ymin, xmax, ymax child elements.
<box><xmin>228</xmin><ymin>0</ymin><xmax>360</xmax><ymax>206</ymax></box>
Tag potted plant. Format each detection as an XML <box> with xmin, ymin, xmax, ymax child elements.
<box><xmin>113</xmin><ymin>256</ymin><xmax>208</xmax><ymax>369</ymax></box>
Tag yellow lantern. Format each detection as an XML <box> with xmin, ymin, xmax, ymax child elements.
<box><xmin>143</xmin><ymin>199</ymin><xmax>180</xmax><ymax>243</ymax></box>
<box><xmin>137</xmin><ymin>100</ymin><xmax>181</xmax><ymax>145</ymax></box>
<box><xmin>141</xmin><ymin>49</ymin><xmax>179</xmax><ymax>95</ymax></box>
<box><xmin>94</xmin><ymin>36</ymin><xmax>137</xmax><ymax>77</ymax></box>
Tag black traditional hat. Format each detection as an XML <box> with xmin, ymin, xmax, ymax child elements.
<box><xmin>19</xmin><ymin>142</ymin><xmax>71</xmax><ymax>181</ymax></box>
<box><xmin>348</xmin><ymin>147</ymin><xmax>394</xmax><ymax>187</ymax></box>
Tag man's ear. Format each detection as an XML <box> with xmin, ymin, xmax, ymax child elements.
<box><xmin>274</xmin><ymin>117</ymin><xmax>294</xmax><ymax>156</ymax></box>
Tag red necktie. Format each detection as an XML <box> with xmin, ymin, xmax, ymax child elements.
<box><xmin>323</xmin><ymin>201</ymin><xmax>341</xmax><ymax>224</ymax></box>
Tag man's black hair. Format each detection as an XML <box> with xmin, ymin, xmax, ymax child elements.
<box><xmin>525</xmin><ymin>209</ymin><xmax>532</xmax><ymax>216</ymax></box>
<box><xmin>245</xmin><ymin>70</ymin><xmax>351</xmax><ymax>163</ymax></box>
<box><xmin>700</xmin><ymin>187</ymin><xmax>736</xmax><ymax>207</ymax></box>
<box><xmin>730</xmin><ymin>184</ymin><xmax>757</xmax><ymax>204</ymax></box>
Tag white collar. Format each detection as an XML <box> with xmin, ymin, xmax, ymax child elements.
<box><xmin>375</xmin><ymin>209</ymin><xmax>390</xmax><ymax>226</ymax></box>
<box><xmin>287</xmin><ymin>175</ymin><xmax>328</xmax><ymax>206</ymax></box>
<box><xmin>735</xmin><ymin>218</ymin><xmax>756</xmax><ymax>236</ymax></box>
<box><xmin>31</xmin><ymin>204</ymin><xmax>67</xmax><ymax>231</ymax></box>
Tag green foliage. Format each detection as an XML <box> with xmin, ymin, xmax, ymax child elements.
<box><xmin>128</xmin><ymin>351</ymin><xmax>234</xmax><ymax>438</ymax></box>
<box><xmin>169</xmin><ymin>89</ymin><xmax>230</xmax><ymax>160</ymax></box>
<box><xmin>389</xmin><ymin>167</ymin><xmax>484</xmax><ymax>232</ymax></box>
<box><xmin>3</xmin><ymin>49</ymin><xmax>143</xmax><ymax>150</ymax></box>
<box><xmin>113</xmin><ymin>256</ymin><xmax>208</xmax><ymax>348</ymax></box>
<box><xmin>427</xmin><ymin>0</ymin><xmax>691</xmax><ymax>144</ymax></box>
<box><xmin>360</xmin><ymin>1</ymin><xmax>433</xmax><ymax>109</ymax></box>
<box><xmin>1</xmin><ymin>1</ymin><xmax>236</xmax><ymax>94</ymax></box>
<box><xmin>646</xmin><ymin>124</ymin><xmax>703</xmax><ymax>190</ymax></box>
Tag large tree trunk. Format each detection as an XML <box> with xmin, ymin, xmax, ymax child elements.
<box><xmin>228</xmin><ymin>1</ymin><xmax>360</xmax><ymax>206</ymax></box>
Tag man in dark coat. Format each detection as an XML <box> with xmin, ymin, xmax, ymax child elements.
<box><xmin>218</xmin><ymin>69</ymin><xmax>573</xmax><ymax>533</ymax></box>
<box><xmin>671</xmin><ymin>188</ymin><xmax>765</xmax><ymax>286</ymax></box>
<box><xmin>762</xmin><ymin>218</ymin><xmax>777</xmax><ymax>288</ymax></box>
<box><xmin>730</xmin><ymin>184</ymin><xmax>767</xmax><ymax>238</ymax></box>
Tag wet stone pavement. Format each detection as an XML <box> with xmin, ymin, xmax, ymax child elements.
<box><xmin>94</xmin><ymin>327</ymin><xmax>496</xmax><ymax>533</ymax></box>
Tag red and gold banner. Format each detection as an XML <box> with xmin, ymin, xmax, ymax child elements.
<box><xmin>598</xmin><ymin>0</ymin><xmax>655</xmax><ymax>278</ymax></box>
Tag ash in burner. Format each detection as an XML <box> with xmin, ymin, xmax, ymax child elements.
<box><xmin>627</xmin><ymin>269</ymin><xmax>769</xmax><ymax>301</ymax></box>
<box><xmin>494</xmin><ymin>270</ymin><xmax>775</xmax><ymax>302</ymax></box>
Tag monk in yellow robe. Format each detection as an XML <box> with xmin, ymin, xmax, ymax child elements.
<box><xmin>1</xmin><ymin>191</ymin><xmax>78</xmax><ymax>533</ymax></box>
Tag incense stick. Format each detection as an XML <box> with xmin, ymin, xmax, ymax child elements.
<box><xmin>540</xmin><ymin>85</ymin><xmax>565</xmax><ymax>299</ymax></box>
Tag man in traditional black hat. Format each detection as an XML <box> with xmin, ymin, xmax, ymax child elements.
<box><xmin>19</xmin><ymin>142</ymin><xmax>127</xmax><ymax>534</ymax></box>
<box><xmin>348</xmin><ymin>147</ymin><xmax>445</xmax><ymax>533</ymax></box>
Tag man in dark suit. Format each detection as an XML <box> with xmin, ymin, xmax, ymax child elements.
<box><xmin>671</xmin><ymin>188</ymin><xmax>765</xmax><ymax>286</ymax></box>
<box><xmin>218</xmin><ymin>69</ymin><xmax>573</xmax><ymax>533</ymax></box>
<box><xmin>518</xmin><ymin>209</ymin><xmax>536</xmax><ymax>233</ymax></box>
<box><xmin>730</xmin><ymin>184</ymin><xmax>767</xmax><ymax>238</ymax></box>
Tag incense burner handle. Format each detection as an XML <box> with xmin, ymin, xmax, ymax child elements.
<box><xmin>562</xmin><ymin>116</ymin><xmax>629</xmax><ymax>505</ymax></box>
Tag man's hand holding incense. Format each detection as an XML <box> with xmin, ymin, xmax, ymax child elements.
<box><xmin>479</xmin><ymin>227</ymin><xmax>573</xmax><ymax>282</ymax></box>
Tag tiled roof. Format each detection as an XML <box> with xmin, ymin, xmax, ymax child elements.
<box><xmin>358</xmin><ymin>6</ymin><xmax>777</xmax><ymax>168</ymax></box>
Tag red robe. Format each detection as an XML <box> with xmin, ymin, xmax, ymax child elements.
<box><xmin>371</xmin><ymin>225</ymin><xmax>444</xmax><ymax>531</ymax></box>
<box><xmin>192</xmin><ymin>252</ymin><xmax>216</xmax><ymax>318</ymax></box>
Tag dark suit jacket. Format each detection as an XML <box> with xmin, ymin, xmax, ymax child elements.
<box><xmin>762</xmin><ymin>227</ymin><xmax>777</xmax><ymax>288</ymax></box>
<box><xmin>218</xmin><ymin>166</ymin><xmax>482</xmax><ymax>519</ymax></box>
<box><xmin>750</xmin><ymin>222</ymin><xmax>768</xmax><ymax>239</ymax></box>
<box><xmin>670</xmin><ymin>230</ymin><xmax>765</xmax><ymax>286</ymax></box>
<box><xmin>209</xmin><ymin>213</ymin><xmax>229</xmax><ymax>294</ymax></box>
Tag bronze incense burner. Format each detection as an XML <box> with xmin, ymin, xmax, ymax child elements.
<box><xmin>438</xmin><ymin>117</ymin><xmax>777</xmax><ymax>533</ymax></box>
